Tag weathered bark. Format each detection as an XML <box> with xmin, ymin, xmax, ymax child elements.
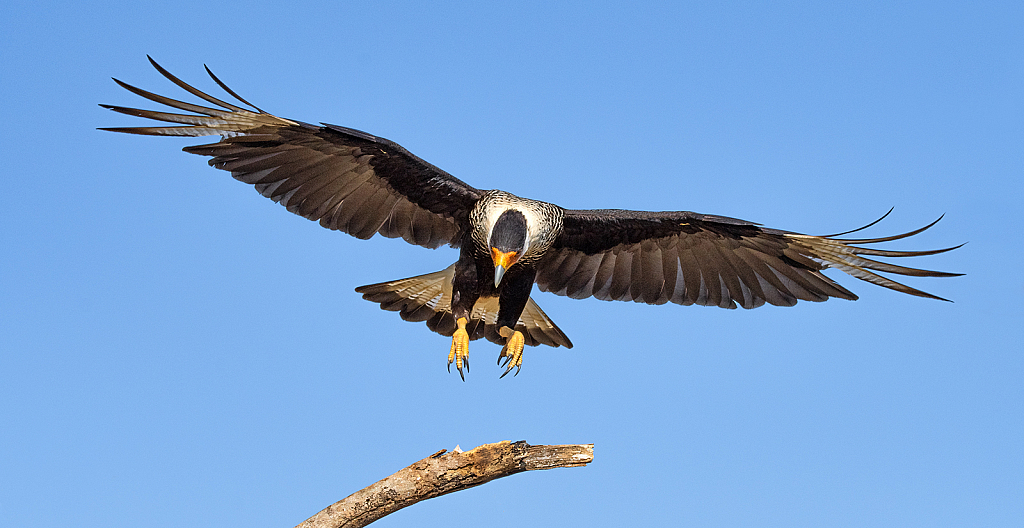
<box><xmin>294</xmin><ymin>440</ymin><xmax>594</xmax><ymax>528</ymax></box>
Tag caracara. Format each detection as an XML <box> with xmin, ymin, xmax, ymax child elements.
<box><xmin>101</xmin><ymin>58</ymin><xmax>961</xmax><ymax>379</ymax></box>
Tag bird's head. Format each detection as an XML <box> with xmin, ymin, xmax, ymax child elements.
<box><xmin>489</xmin><ymin>209</ymin><xmax>529</xmax><ymax>287</ymax></box>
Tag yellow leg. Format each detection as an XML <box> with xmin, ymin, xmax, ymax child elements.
<box><xmin>447</xmin><ymin>317</ymin><xmax>470</xmax><ymax>380</ymax></box>
<box><xmin>497</xmin><ymin>326</ymin><xmax>526</xmax><ymax>378</ymax></box>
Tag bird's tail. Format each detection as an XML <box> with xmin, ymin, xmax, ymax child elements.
<box><xmin>355</xmin><ymin>264</ymin><xmax>573</xmax><ymax>348</ymax></box>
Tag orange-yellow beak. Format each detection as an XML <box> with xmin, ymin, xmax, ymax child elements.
<box><xmin>491</xmin><ymin>247</ymin><xmax>519</xmax><ymax>287</ymax></box>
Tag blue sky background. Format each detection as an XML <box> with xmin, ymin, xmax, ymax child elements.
<box><xmin>2</xmin><ymin>1</ymin><xmax>1020</xmax><ymax>526</ymax></box>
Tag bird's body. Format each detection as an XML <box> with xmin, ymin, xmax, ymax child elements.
<box><xmin>102</xmin><ymin>58</ymin><xmax>961</xmax><ymax>378</ymax></box>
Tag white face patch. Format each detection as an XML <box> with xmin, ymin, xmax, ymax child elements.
<box><xmin>473</xmin><ymin>190</ymin><xmax>562</xmax><ymax>261</ymax></box>
<box><xmin>486</xmin><ymin>207</ymin><xmax>531</xmax><ymax>253</ymax></box>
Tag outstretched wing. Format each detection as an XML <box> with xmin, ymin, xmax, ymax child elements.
<box><xmin>100</xmin><ymin>57</ymin><xmax>482</xmax><ymax>249</ymax></box>
<box><xmin>536</xmin><ymin>209</ymin><xmax>961</xmax><ymax>308</ymax></box>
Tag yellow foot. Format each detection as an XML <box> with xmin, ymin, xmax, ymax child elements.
<box><xmin>497</xmin><ymin>326</ymin><xmax>525</xmax><ymax>378</ymax></box>
<box><xmin>447</xmin><ymin>317</ymin><xmax>470</xmax><ymax>380</ymax></box>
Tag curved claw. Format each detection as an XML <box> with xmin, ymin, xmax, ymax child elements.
<box><xmin>447</xmin><ymin>317</ymin><xmax>470</xmax><ymax>381</ymax></box>
<box><xmin>496</xmin><ymin>327</ymin><xmax>525</xmax><ymax>379</ymax></box>
<box><xmin>498</xmin><ymin>363</ymin><xmax>522</xmax><ymax>379</ymax></box>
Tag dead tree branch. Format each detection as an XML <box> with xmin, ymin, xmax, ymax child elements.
<box><xmin>294</xmin><ymin>440</ymin><xmax>594</xmax><ymax>528</ymax></box>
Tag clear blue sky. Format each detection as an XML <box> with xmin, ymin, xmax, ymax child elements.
<box><xmin>2</xmin><ymin>1</ymin><xmax>1020</xmax><ymax>526</ymax></box>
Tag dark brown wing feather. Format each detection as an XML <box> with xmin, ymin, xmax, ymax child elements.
<box><xmin>536</xmin><ymin>209</ymin><xmax>961</xmax><ymax>308</ymax></box>
<box><xmin>100</xmin><ymin>56</ymin><xmax>481</xmax><ymax>249</ymax></box>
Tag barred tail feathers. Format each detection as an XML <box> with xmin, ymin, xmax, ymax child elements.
<box><xmin>355</xmin><ymin>264</ymin><xmax>573</xmax><ymax>348</ymax></box>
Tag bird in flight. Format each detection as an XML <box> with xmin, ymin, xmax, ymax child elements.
<box><xmin>101</xmin><ymin>57</ymin><xmax>961</xmax><ymax>379</ymax></box>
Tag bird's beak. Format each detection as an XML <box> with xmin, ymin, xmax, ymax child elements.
<box><xmin>491</xmin><ymin>248</ymin><xmax>518</xmax><ymax>287</ymax></box>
